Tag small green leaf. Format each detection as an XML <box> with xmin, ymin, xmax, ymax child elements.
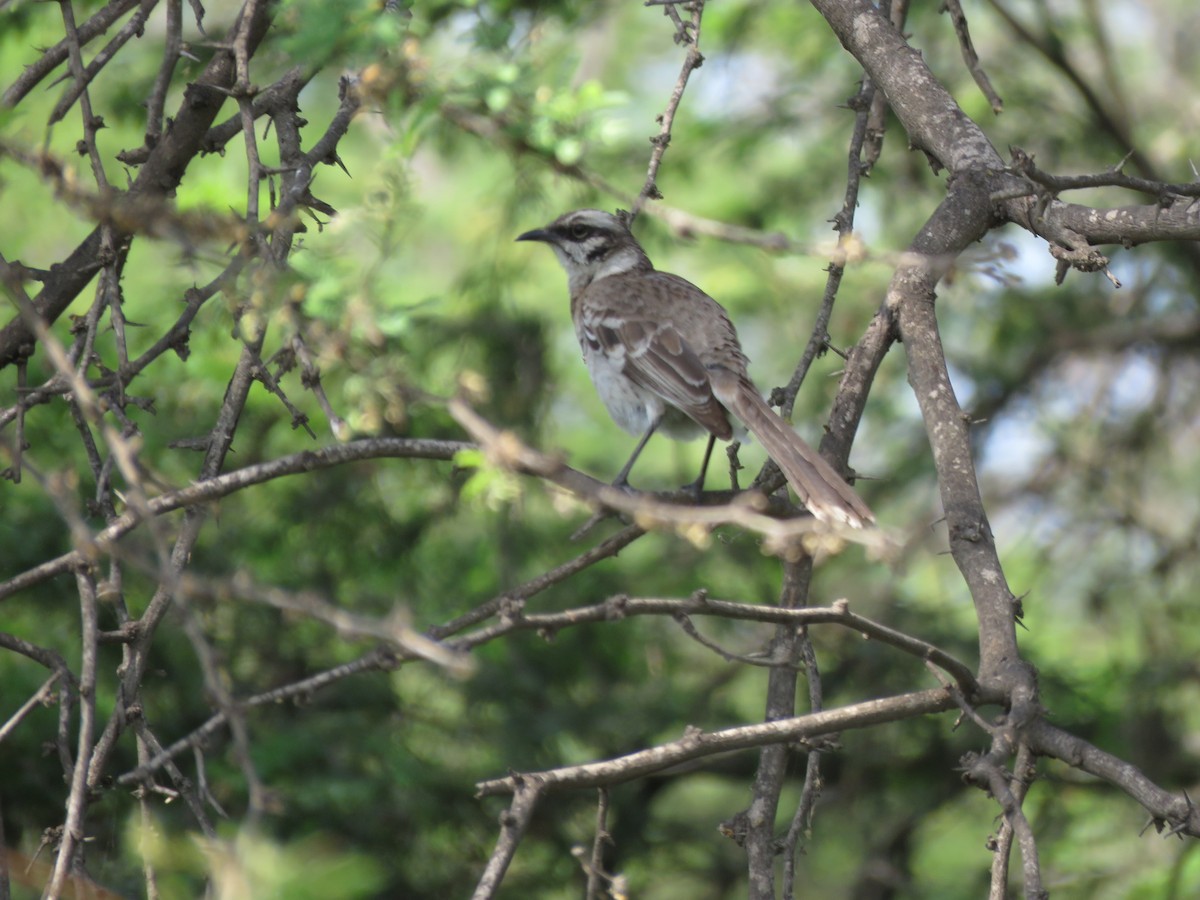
<box><xmin>554</xmin><ymin>137</ymin><xmax>583</xmax><ymax>166</ymax></box>
<box><xmin>485</xmin><ymin>86</ymin><xmax>512</xmax><ymax>113</ymax></box>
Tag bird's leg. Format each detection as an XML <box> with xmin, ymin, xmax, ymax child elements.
<box><xmin>613</xmin><ymin>418</ymin><xmax>661</xmax><ymax>489</ymax></box>
<box><xmin>725</xmin><ymin>439</ymin><xmax>742</xmax><ymax>491</ymax></box>
<box><xmin>681</xmin><ymin>434</ymin><xmax>717</xmax><ymax>501</ymax></box>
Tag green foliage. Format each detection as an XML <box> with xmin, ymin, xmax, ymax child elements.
<box><xmin>276</xmin><ymin>0</ymin><xmax>410</xmax><ymax>70</ymax></box>
<box><xmin>132</xmin><ymin>824</ymin><xmax>384</xmax><ymax>900</ymax></box>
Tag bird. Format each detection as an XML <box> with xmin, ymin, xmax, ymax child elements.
<box><xmin>516</xmin><ymin>208</ymin><xmax>873</xmax><ymax>528</ymax></box>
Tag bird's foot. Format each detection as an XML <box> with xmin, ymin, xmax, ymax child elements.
<box><xmin>610</xmin><ymin>475</ymin><xmax>637</xmax><ymax>495</ymax></box>
<box><xmin>679</xmin><ymin>475</ymin><xmax>706</xmax><ymax>503</ymax></box>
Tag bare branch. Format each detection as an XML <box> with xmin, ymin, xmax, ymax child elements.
<box><xmin>989</xmin><ymin>742</ymin><xmax>1037</xmax><ymax>899</ymax></box>
<box><xmin>430</xmin><ymin>524</ymin><xmax>647</xmax><ymax>640</ymax></box>
<box><xmin>1026</xmin><ymin>720</ymin><xmax>1200</xmax><ymax>838</ymax></box>
<box><xmin>0</xmin><ymin>0</ymin><xmax>276</xmax><ymax>369</ymax></box>
<box><xmin>583</xmin><ymin>788</ymin><xmax>611</xmax><ymax>900</ymax></box>
<box><xmin>962</xmin><ymin>749</ymin><xmax>1045</xmax><ymax>898</ymax></box>
<box><xmin>476</xmin><ymin>688</ymin><xmax>956</xmax><ymax>796</ymax></box>
<box><xmin>130</xmin><ymin>718</ymin><xmax>218</xmax><ymax>839</ymax></box>
<box><xmin>145</xmin><ymin>0</ymin><xmax>184</xmax><ymax>142</ymax></box>
<box><xmin>179</xmin><ymin>570</ymin><xmax>473</xmax><ymax>674</ymax></box>
<box><xmin>49</xmin><ymin>0</ymin><xmax>160</xmax><ymax>127</ymax></box>
<box><xmin>744</xmin><ymin>561</ymin><xmax>811</xmax><ymax>899</ymax></box>
<box><xmin>449</xmin><ymin>397</ymin><xmax>893</xmax><ymax>558</ymax></box>
<box><xmin>984</xmin><ymin>0</ymin><xmax>1142</xmax><ymax>171</ymax></box>
<box><xmin>45</xmin><ymin>569</ymin><xmax>101</xmax><ymax>898</ymax></box>
<box><xmin>629</xmin><ymin>0</ymin><xmax>706</xmax><ymax>220</ymax></box>
<box><xmin>780</xmin><ymin>65</ymin><xmax>885</xmax><ymax>420</ymax></box>
<box><xmin>2</xmin><ymin>0</ymin><xmax>142</xmax><ymax>107</ymax></box>
<box><xmin>0</xmin><ymin>673</ymin><xmax>61</xmax><ymax>745</ymax></box>
<box><xmin>940</xmin><ymin>0</ymin><xmax>1003</xmax><ymax>114</ymax></box>
<box><xmin>447</xmin><ymin>594</ymin><xmax>979</xmax><ymax>699</ymax></box>
<box><xmin>781</xmin><ymin>634</ymin><xmax>827</xmax><ymax>897</ymax></box>
<box><xmin>1013</xmin><ymin>148</ymin><xmax>1200</xmax><ymax>198</ymax></box>
<box><xmin>472</xmin><ymin>781</ymin><xmax>542</xmax><ymax>900</ymax></box>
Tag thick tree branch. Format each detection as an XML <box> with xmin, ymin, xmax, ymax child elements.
<box><xmin>1025</xmin><ymin>720</ymin><xmax>1200</xmax><ymax>839</ymax></box>
<box><xmin>888</xmin><ymin>175</ymin><xmax>1027</xmax><ymax>691</ymax></box>
<box><xmin>811</xmin><ymin>0</ymin><xmax>1200</xmax><ymax>271</ymax></box>
<box><xmin>811</xmin><ymin>0</ymin><xmax>1002</xmax><ymax>174</ymax></box>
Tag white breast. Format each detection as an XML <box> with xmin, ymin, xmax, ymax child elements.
<box><xmin>580</xmin><ymin>341</ymin><xmax>664</xmax><ymax>436</ymax></box>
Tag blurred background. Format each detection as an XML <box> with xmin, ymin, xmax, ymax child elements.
<box><xmin>2</xmin><ymin>0</ymin><xmax>1199</xmax><ymax>896</ymax></box>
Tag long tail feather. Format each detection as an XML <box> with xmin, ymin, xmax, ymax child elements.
<box><xmin>718</xmin><ymin>378</ymin><xmax>874</xmax><ymax>528</ymax></box>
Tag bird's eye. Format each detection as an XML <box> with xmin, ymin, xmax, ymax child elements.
<box><xmin>569</xmin><ymin>224</ymin><xmax>591</xmax><ymax>240</ymax></box>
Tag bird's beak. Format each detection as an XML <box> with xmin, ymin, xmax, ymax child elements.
<box><xmin>515</xmin><ymin>227</ymin><xmax>551</xmax><ymax>243</ymax></box>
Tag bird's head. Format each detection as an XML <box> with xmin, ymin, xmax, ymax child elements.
<box><xmin>516</xmin><ymin>209</ymin><xmax>651</xmax><ymax>294</ymax></box>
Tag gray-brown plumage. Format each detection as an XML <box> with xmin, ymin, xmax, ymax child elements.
<box><xmin>517</xmin><ymin>209</ymin><xmax>873</xmax><ymax>528</ymax></box>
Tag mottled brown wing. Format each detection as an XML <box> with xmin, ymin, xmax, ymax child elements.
<box><xmin>579</xmin><ymin>305</ymin><xmax>733</xmax><ymax>439</ymax></box>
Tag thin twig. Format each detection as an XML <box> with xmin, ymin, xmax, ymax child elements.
<box><xmin>584</xmin><ymin>787</ymin><xmax>610</xmax><ymax>900</ymax></box>
<box><xmin>629</xmin><ymin>0</ymin><xmax>706</xmax><ymax>221</ymax></box>
<box><xmin>130</xmin><ymin>719</ymin><xmax>217</xmax><ymax>838</ymax></box>
<box><xmin>45</xmin><ymin>569</ymin><xmax>100</xmax><ymax>898</ymax></box>
<box><xmin>672</xmin><ymin>613</ymin><xmax>797</xmax><ymax>668</ymax></box>
<box><xmin>145</xmin><ymin>0</ymin><xmax>183</xmax><ymax>141</ymax></box>
<box><xmin>175</xmin><ymin>593</ymin><xmax>268</xmax><ymax>825</ymax></box>
<box><xmin>177</xmin><ymin>569</ymin><xmax>473</xmax><ymax>674</ymax></box>
<box><xmin>0</xmin><ymin>438</ymin><xmax>472</xmax><ymax>601</ymax></box>
<box><xmin>56</xmin><ymin>0</ymin><xmax>110</xmax><ymax>186</ymax></box>
<box><xmin>988</xmin><ymin>742</ymin><xmax>1036</xmax><ymax>899</ymax></box>
<box><xmin>429</xmin><ymin>524</ymin><xmax>647</xmax><ymax>640</ymax></box>
<box><xmin>2</xmin><ymin>0</ymin><xmax>141</xmax><ymax>107</ymax></box>
<box><xmin>1012</xmin><ymin>146</ymin><xmax>1200</xmax><ymax>197</ymax></box>
<box><xmin>780</xmin><ymin>74</ymin><xmax>878</xmax><ymax>420</ymax></box>
<box><xmin>940</xmin><ymin>0</ymin><xmax>1003</xmax><ymax>114</ymax></box>
<box><xmin>450</xmin><ymin>595</ymin><xmax>979</xmax><ymax>697</ymax></box>
<box><xmin>0</xmin><ymin>673</ymin><xmax>62</xmax><ymax>744</ymax></box>
<box><xmin>781</xmin><ymin>633</ymin><xmax>825</xmax><ymax>896</ymax></box>
<box><xmin>116</xmin><ymin>648</ymin><xmax>397</xmax><ymax>786</ymax></box>
<box><xmin>49</xmin><ymin>0</ymin><xmax>161</xmax><ymax>126</ymax></box>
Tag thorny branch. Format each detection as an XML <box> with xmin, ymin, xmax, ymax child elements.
<box><xmin>803</xmin><ymin>0</ymin><xmax>1200</xmax><ymax>892</ymax></box>
<box><xmin>629</xmin><ymin>0</ymin><xmax>705</xmax><ymax>221</ymax></box>
<box><xmin>0</xmin><ymin>1</ymin><xmax>368</xmax><ymax>892</ymax></box>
